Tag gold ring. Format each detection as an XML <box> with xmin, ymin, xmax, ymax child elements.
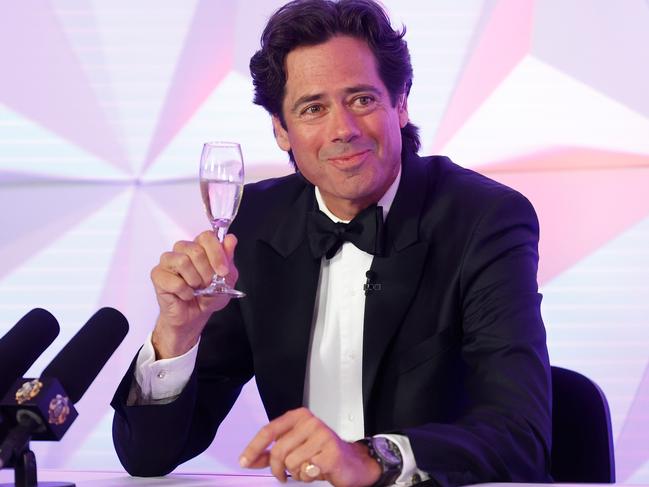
<box><xmin>305</xmin><ymin>462</ymin><xmax>321</xmax><ymax>478</ymax></box>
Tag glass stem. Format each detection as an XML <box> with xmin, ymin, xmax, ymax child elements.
<box><xmin>212</xmin><ymin>222</ymin><xmax>230</xmax><ymax>284</ymax></box>
<box><xmin>214</xmin><ymin>224</ymin><xmax>228</xmax><ymax>242</ymax></box>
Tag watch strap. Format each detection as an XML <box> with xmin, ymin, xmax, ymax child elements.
<box><xmin>359</xmin><ymin>436</ymin><xmax>403</xmax><ymax>487</ymax></box>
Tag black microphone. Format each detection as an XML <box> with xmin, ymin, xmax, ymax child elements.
<box><xmin>364</xmin><ymin>270</ymin><xmax>378</xmax><ymax>295</ymax></box>
<box><xmin>41</xmin><ymin>307</ymin><xmax>129</xmax><ymax>404</ymax></box>
<box><xmin>0</xmin><ymin>309</ymin><xmax>60</xmax><ymax>400</ymax></box>
<box><xmin>0</xmin><ymin>307</ymin><xmax>129</xmax><ymax>469</ymax></box>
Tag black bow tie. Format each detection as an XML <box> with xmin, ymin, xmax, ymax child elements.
<box><xmin>307</xmin><ymin>204</ymin><xmax>384</xmax><ymax>259</ymax></box>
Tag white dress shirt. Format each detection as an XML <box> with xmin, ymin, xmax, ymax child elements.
<box><xmin>133</xmin><ymin>165</ymin><xmax>429</xmax><ymax>485</ymax></box>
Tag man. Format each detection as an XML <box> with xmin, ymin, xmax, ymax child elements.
<box><xmin>112</xmin><ymin>1</ymin><xmax>552</xmax><ymax>486</ymax></box>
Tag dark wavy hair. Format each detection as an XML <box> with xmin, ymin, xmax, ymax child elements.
<box><xmin>249</xmin><ymin>0</ymin><xmax>420</xmax><ymax>165</ymax></box>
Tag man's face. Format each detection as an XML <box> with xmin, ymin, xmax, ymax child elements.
<box><xmin>272</xmin><ymin>35</ymin><xmax>409</xmax><ymax>219</ymax></box>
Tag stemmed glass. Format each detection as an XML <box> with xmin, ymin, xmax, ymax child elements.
<box><xmin>193</xmin><ymin>141</ymin><xmax>246</xmax><ymax>298</ymax></box>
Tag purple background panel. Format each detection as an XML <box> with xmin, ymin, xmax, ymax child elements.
<box><xmin>143</xmin><ymin>1</ymin><xmax>238</xmax><ymax>173</ymax></box>
<box><xmin>0</xmin><ymin>184</ymin><xmax>124</xmax><ymax>278</ymax></box>
<box><xmin>617</xmin><ymin>361</ymin><xmax>649</xmax><ymax>480</ymax></box>
<box><xmin>0</xmin><ymin>1</ymin><xmax>128</xmax><ymax>173</ymax></box>
<box><xmin>488</xmin><ymin>161</ymin><xmax>649</xmax><ymax>285</ymax></box>
<box><xmin>533</xmin><ymin>0</ymin><xmax>649</xmax><ymax>119</ymax></box>
<box><xmin>232</xmin><ymin>0</ymin><xmax>289</xmax><ymax>76</ymax></box>
<box><xmin>432</xmin><ymin>0</ymin><xmax>534</xmax><ymax>153</ymax></box>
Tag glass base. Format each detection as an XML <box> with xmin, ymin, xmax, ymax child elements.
<box><xmin>193</xmin><ymin>284</ymin><xmax>246</xmax><ymax>298</ymax></box>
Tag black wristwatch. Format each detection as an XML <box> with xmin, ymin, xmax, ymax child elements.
<box><xmin>359</xmin><ymin>436</ymin><xmax>403</xmax><ymax>487</ymax></box>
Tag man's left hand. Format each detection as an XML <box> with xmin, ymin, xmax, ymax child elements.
<box><xmin>240</xmin><ymin>407</ymin><xmax>381</xmax><ymax>486</ymax></box>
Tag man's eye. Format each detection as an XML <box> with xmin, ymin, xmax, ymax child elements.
<box><xmin>353</xmin><ymin>96</ymin><xmax>375</xmax><ymax>108</ymax></box>
<box><xmin>302</xmin><ymin>105</ymin><xmax>323</xmax><ymax>115</ymax></box>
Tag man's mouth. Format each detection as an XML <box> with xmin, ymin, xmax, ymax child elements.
<box><xmin>327</xmin><ymin>150</ymin><xmax>370</xmax><ymax>167</ymax></box>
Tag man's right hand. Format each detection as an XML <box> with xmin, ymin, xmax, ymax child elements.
<box><xmin>150</xmin><ymin>231</ymin><xmax>239</xmax><ymax>359</ymax></box>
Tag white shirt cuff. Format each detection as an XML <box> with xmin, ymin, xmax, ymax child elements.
<box><xmin>375</xmin><ymin>433</ymin><xmax>430</xmax><ymax>486</ymax></box>
<box><xmin>129</xmin><ymin>332</ymin><xmax>199</xmax><ymax>405</ymax></box>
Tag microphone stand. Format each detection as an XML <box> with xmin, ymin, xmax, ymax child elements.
<box><xmin>0</xmin><ymin>414</ymin><xmax>74</xmax><ymax>487</ymax></box>
<box><xmin>1</xmin><ymin>444</ymin><xmax>73</xmax><ymax>487</ymax></box>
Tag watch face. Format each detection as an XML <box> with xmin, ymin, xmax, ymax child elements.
<box><xmin>373</xmin><ymin>437</ymin><xmax>402</xmax><ymax>467</ymax></box>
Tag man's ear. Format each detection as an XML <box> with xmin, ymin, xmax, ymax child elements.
<box><xmin>271</xmin><ymin>115</ymin><xmax>291</xmax><ymax>152</ymax></box>
<box><xmin>398</xmin><ymin>93</ymin><xmax>409</xmax><ymax>128</ymax></box>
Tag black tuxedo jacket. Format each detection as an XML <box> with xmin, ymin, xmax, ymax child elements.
<box><xmin>112</xmin><ymin>153</ymin><xmax>552</xmax><ymax>486</ymax></box>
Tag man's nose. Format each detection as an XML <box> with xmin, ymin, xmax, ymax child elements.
<box><xmin>328</xmin><ymin>106</ymin><xmax>361</xmax><ymax>143</ymax></box>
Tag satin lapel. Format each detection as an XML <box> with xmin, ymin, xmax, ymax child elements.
<box><xmin>362</xmin><ymin>154</ymin><xmax>431</xmax><ymax>412</ymax></box>
<box><xmin>253</xmin><ymin>184</ymin><xmax>321</xmax><ymax>418</ymax></box>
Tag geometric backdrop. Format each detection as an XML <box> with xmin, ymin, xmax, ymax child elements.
<box><xmin>1</xmin><ymin>0</ymin><xmax>648</xmax><ymax>481</ymax></box>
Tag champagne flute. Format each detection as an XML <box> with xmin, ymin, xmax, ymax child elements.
<box><xmin>193</xmin><ymin>141</ymin><xmax>246</xmax><ymax>298</ymax></box>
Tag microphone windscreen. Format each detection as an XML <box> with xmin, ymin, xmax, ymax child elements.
<box><xmin>0</xmin><ymin>308</ymin><xmax>59</xmax><ymax>397</ymax></box>
<box><xmin>41</xmin><ymin>307</ymin><xmax>129</xmax><ymax>403</ymax></box>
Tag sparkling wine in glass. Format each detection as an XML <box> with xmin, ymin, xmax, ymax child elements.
<box><xmin>193</xmin><ymin>142</ymin><xmax>245</xmax><ymax>298</ymax></box>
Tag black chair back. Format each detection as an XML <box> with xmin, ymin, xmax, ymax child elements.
<box><xmin>551</xmin><ymin>366</ymin><xmax>615</xmax><ymax>483</ymax></box>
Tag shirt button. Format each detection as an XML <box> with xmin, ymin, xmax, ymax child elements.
<box><xmin>348</xmin><ymin>413</ymin><xmax>354</xmax><ymax>421</ymax></box>
<box><xmin>157</xmin><ymin>370</ymin><xmax>167</xmax><ymax>379</ymax></box>
<box><xmin>348</xmin><ymin>353</ymin><xmax>356</xmax><ymax>361</ymax></box>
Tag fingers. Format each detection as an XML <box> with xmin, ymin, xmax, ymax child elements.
<box><xmin>244</xmin><ymin>451</ymin><xmax>270</xmax><ymax>469</ymax></box>
<box><xmin>269</xmin><ymin>418</ymin><xmax>321</xmax><ymax>482</ymax></box>
<box><xmin>241</xmin><ymin>410</ymin><xmax>380</xmax><ymax>487</ymax></box>
<box><xmin>152</xmin><ymin>231</ymin><xmax>239</xmax><ymax>300</ymax></box>
<box><xmin>222</xmin><ymin>234</ymin><xmax>238</xmax><ymax>268</ymax></box>
<box><xmin>240</xmin><ymin>408</ymin><xmax>311</xmax><ymax>480</ymax></box>
<box><xmin>221</xmin><ymin>234</ymin><xmax>239</xmax><ymax>285</ymax></box>
<box><xmin>241</xmin><ymin>408</ymin><xmax>340</xmax><ymax>484</ymax></box>
<box><xmin>172</xmin><ymin>239</ymin><xmax>214</xmax><ymax>285</ymax></box>
<box><xmin>281</xmin><ymin>419</ymin><xmax>326</xmax><ymax>479</ymax></box>
<box><xmin>194</xmin><ymin>231</ymin><xmax>228</xmax><ymax>277</ymax></box>
<box><xmin>290</xmin><ymin>428</ymin><xmax>345</xmax><ymax>482</ymax></box>
<box><xmin>239</xmin><ymin>423</ymin><xmax>285</xmax><ymax>473</ymax></box>
<box><xmin>309</xmin><ymin>444</ymin><xmax>341</xmax><ymax>481</ymax></box>
<box><xmin>151</xmin><ymin>265</ymin><xmax>195</xmax><ymax>301</ymax></box>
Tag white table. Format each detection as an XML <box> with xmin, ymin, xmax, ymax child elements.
<box><xmin>1</xmin><ymin>470</ymin><xmax>646</xmax><ymax>487</ymax></box>
<box><xmin>0</xmin><ymin>469</ymin><xmax>328</xmax><ymax>486</ymax></box>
